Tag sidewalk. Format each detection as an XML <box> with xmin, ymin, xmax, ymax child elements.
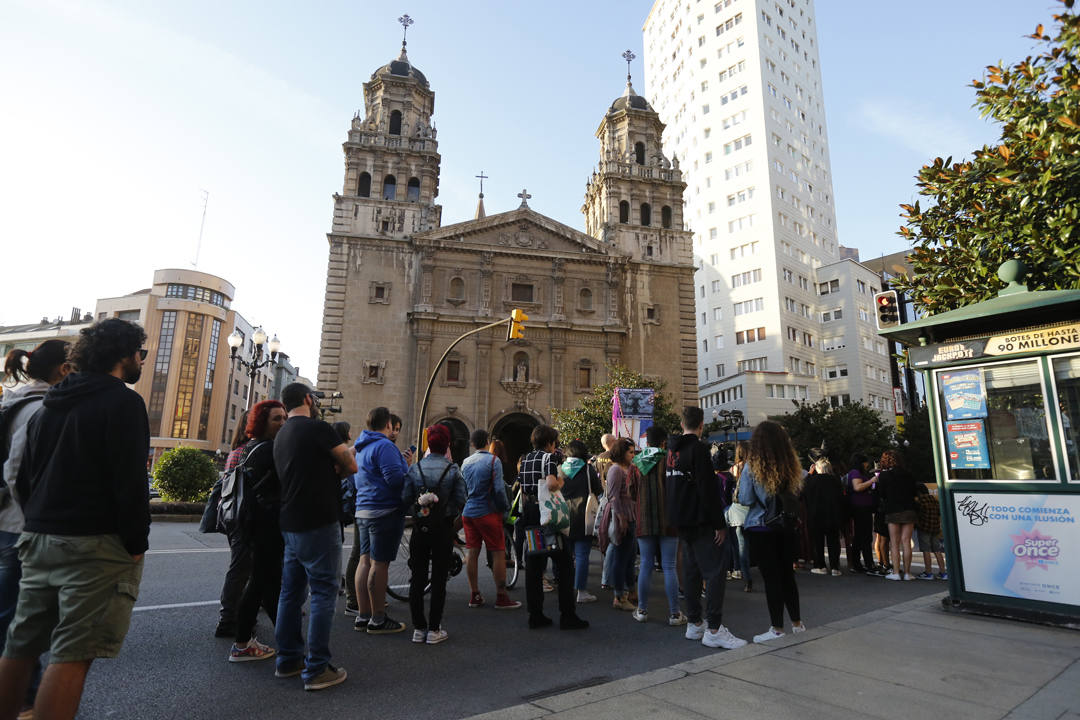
<box><xmin>466</xmin><ymin>592</ymin><xmax>1080</xmax><ymax>720</ymax></box>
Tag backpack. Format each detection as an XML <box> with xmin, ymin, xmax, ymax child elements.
<box><xmin>413</xmin><ymin>461</ymin><xmax>454</xmax><ymax>533</ymax></box>
<box><xmin>763</xmin><ymin>490</ymin><xmax>800</xmax><ymax>532</ymax></box>
<box><xmin>217</xmin><ymin>441</ymin><xmax>268</xmax><ymax>534</ymax></box>
<box><xmin>340</xmin><ymin>477</ymin><xmax>356</xmax><ymax>526</ymax></box>
<box><xmin>0</xmin><ymin>396</ymin><xmax>44</xmax><ymax>510</ymax></box>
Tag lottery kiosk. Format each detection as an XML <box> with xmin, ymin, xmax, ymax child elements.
<box><xmin>880</xmin><ymin>261</ymin><xmax>1080</xmax><ymax>626</ymax></box>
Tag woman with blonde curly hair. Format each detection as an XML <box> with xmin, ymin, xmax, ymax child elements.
<box><xmin>737</xmin><ymin>421</ymin><xmax>806</xmax><ymax>643</ymax></box>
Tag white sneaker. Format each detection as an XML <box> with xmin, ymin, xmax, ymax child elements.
<box><xmin>668</xmin><ymin>612</ymin><xmax>688</xmax><ymax>626</ymax></box>
<box><xmin>902</xmin><ymin>573</ymin><xmax>916</xmax><ymax>581</ymax></box>
<box><xmin>791</xmin><ymin>623</ymin><xmax>807</xmax><ymax>634</ymax></box>
<box><xmin>810</xmin><ymin>568</ymin><xmax>828</xmax><ymax>575</ymax></box>
<box><xmin>576</xmin><ymin>590</ymin><xmax>597</xmax><ymax>604</ymax></box>
<box><xmin>426</xmin><ymin>628</ymin><xmax>448</xmax><ymax>645</ymax></box>
<box><xmin>702</xmin><ymin>625</ymin><xmax>747</xmax><ymax>649</ymax></box>
<box><xmin>884</xmin><ymin>572</ymin><xmax>902</xmax><ymax>581</ymax></box>
<box><xmin>685</xmin><ymin>621</ymin><xmax>706</xmax><ymax>640</ymax></box>
<box><xmin>830</xmin><ymin>569</ymin><xmax>843</xmax><ymax>576</ymax></box>
<box><xmin>411</xmin><ymin>629</ymin><xmax>427</xmax><ymax>644</ymax></box>
<box><xmin>753</xmin><ymin>627</ymin><xmax>786</xmax><ymax>643</ymax></box>
<box><xmin>632</xmin><ymin>608</ymin><xmax>648</xmax><ymax>623</ymax></box>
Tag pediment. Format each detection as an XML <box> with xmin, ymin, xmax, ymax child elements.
<box><xmin>414</xmin><ymin>207</ymin><xmax>609</xmax><ymax>256</ymax></box>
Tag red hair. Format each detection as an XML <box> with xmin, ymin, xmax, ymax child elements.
<box><xmin>246</xmin><ymin>400</ymin><xmax>285</xmax><ymax>440</ymax></box>
<box><xmin>879</xmin><ymin>449</ymin><xmax>903</xmax><ymax>470</ymax></box>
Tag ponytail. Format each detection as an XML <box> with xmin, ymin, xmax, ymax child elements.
<box><xmin>3</xmin><ymin>340</ymin><xmax>70</xmax><ymax>386</ymax></box>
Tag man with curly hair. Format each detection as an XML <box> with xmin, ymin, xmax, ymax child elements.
<box><xmin>0</xmin><ymin>318</ymin><xmax>149</xmax><ymax>720</ymax></box>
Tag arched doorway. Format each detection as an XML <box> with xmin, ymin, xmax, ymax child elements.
<box><xmin>490</xmin><ymin>412</ymin><xmax>540</xmax><ymax>483</ymax></box>
<box><xmin>433</xmin><ymin>417</ymin><xmax>470</xmax><ymax>467</ymax></box>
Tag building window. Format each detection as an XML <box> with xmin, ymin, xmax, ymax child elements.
<box><xmin>369</xmin><ymin>282</ymin><xmax>391</xmax><ymax>304</ymax></box>
<box><xmin>817</xmin><ymin>279</ymin><xmax>840</xmax><ymax>295</ymax></box>
<box><xmin>171</xmin><ymin>313</ymin><xmax>205</xmax><ymax>439</ymax></box>
<box><xmin>362</xmin><ymin>360</ymin><xmax>386</xmax><ymax>385</ymax></box>
<box><xmin>821</xmin><ymin>308</ymin><xmax>843</xmax><ymax>322</ymax></box>
<box><xmin>446</xmin><ymin>360</ymin><xmax>461</xmax><ymax>383</ymax></box>
<box><xmin>197</xmin><ymin>318</ymin><xmax>221</xmax><ymax>441</ymax></box>
<box><xmin>511</xmin><ymin>283</ymin><xmax>534</xmax><ymax>303</ymax></box>
<box><xmin>406</xmin><ymin>177</ymin><xmax>421</xmax><ymax>202</ymax></box>
<box><xmin>635</xmin><ymin>142</ymin><xmax>646</xmax><ymax>165</ymax></box>
<box><xmin>661</xmin><ymin>205</ymin><xmax>673</xmax><ymax>228</ymax></box>
<box><xmin>448</xmin><ymin>277</ymin><xmax>465</xmax><ymax>302</ymax></box>
<box><xmin>640</xmin><ymin>203</ymin><xmax>651</xmax><ymax>226</ymax></box>
<box><xmin>644</xmin><ymin>304</ymin><xmax>660</xmax><ymax>325</ymax></box>
<box><xmin>357</xmin><ymin>172</ymin><xmax>371</xmax><ymax>197</ymax></box>
<box><xmin>579</xmin><ymin>288</ymin><xmax>593</xmax><ymax>311</ymax></box>
<box><xmin>575</xmin><ymin>360</ymin><xmax>594</xmax><ymax>393</ymax></box>
<box><xmin>148</xmin><ymin>311</ymin><xmax>177</xmax><ymax>436</ymax></box>
<box><xmin>737</xmin><ymin>357</ymin><xmax>768</xmax><ymax>372</ymax></box>
<box><xmin>619</xmin><ymin>201</ymin><xmax>630</xmax><ymax>224</ymax></box>
<box><xmin>389</xmin><ymin>109</ymin><xmax>402</xmax><ymax>135</ymax></box>
<box><xmin>382</xmin><ymin>175</ymin><xmax>396</xmax><ymax>201</ymax></box>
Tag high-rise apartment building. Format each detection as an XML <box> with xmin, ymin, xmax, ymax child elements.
<box><xmin>643</xmin><ymin>0</ymin><xmax>894</xmax><ymax>425</ymax></box>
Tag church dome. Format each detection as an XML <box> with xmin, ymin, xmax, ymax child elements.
<box><xmin>372</xmin><ymin>48</ymin><xmax>429</xmax><ymax>88</ymax></box>
<box><xmin>608</xmin><ymin>82</ymin><xmax>653</xmax><ymax>113</ymax></box>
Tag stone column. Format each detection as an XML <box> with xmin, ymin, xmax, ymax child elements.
<box><xmin>480</xmin><ymin>251</ymin><xmax>494</xmax><ymax>317</ymax></box>
<box><xmin>475</xmin><ymin>334</ymin><xmax>491</xmax><ymax>429</ymax></box>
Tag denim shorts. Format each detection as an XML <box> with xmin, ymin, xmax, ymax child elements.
<box><xmin>4</xmin><ymin>533</ymin><xmax>143</xmax><ymax>663</ymax></box>
<box><xmin>917</xmin><ymin>530</ymin><xmax>944</xmax><ymax>553</ymax></box>
<box><xmin>355</xmin><ymin>511</ymin><xmax>405</xmax><ymax>563</ymax></box>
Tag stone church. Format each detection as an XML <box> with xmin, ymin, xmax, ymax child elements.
<box><xmin>317</xmin><ymin>38</ymin><xmax>696</xmax><ymax>468</ymax></box>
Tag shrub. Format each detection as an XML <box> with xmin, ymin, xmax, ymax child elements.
<box><xmin>153</xmin><ymin>446</ymin><xmax>217</xmax><ymax>502</ymax></box>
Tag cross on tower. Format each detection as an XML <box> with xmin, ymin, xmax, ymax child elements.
<box><xmin>476</xmin><ymin>171</ymin><xmax>489</xmax><ymax>196</ymax></box>
<box><xmin>398</xmin><ymin>14</ymin><xmax>414</xmax><ymax>49</ymax></box>
<box><xmin>622</xmin><ymin>49</ymin><xmax>636</xmax><ymax>83</ymax></box>
<box><xmin>517</xmin><ymin>188</ymin><xmax>531</xmax><ymax>207</ymax></box>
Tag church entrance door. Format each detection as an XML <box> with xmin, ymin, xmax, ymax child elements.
<box><xmin>490</xmin><ymin>413</ymin><xmax>540</xmax><ymax>483</ymax></box>
<box><xmin>432</xmin><ymin>417</ymin><xmax>470</xmax><ymax>467</ymax></box>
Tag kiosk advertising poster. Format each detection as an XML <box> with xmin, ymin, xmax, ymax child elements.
<box><xmin>946</xmin><ymin>421</ymin><xmax>991</xmax><ymax>469</ymax></box>
<box><xmin>940</xmin><ymin>369</ymin><xmax>988</xmax><ymax>420</ymax></box>
<box><xmin>953</xmin><ymin>493</ymin><xmax>1079</xmax><ymax>607</ymax></box>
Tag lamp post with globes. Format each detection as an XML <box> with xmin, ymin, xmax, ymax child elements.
<box><xmin>226</xmin><ymin>326</ymin><xmax>281</xmax><ymax>411</ymax></box>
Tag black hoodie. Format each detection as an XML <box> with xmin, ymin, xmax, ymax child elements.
<box><xmin>17</xmin><ymin>372</ymin><xmax>151</xmax><ymax>555</ymax></box>
<box><xmin>665</xmin><ymin>432</ymin><xmax>727</xmax><ymax>533</ymax></box>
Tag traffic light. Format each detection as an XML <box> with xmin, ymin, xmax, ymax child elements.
<box><xmin>874</xmin><ymin>290</ymin><xmax>900</xmax><ymax>329</ymax></box>
<box><xmin>507</xmin><ymin>308</ymin><xmax>528</xmax><ymax>340</ymax></box>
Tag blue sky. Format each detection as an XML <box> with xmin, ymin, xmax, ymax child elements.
<box><xmin>0</xmin><ymin>0</ymin><xmax>1056</xmax><ymax>374</ymax></box>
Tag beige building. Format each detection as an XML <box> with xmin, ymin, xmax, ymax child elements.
<box><xmin>317</xmin><ymin>42</ymin><xmax>697</xmax><ymax>467</ymax></box>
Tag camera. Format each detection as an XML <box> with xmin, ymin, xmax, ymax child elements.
<box><xmin>311</xmin><ymin>390</ymin><xmax>343</xmax><ymax>417</ymax></box>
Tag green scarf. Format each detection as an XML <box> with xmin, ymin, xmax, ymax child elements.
<box><xmin>559</xmin><ymin>457</ymin><xmax>585</xmax><ymax>479</ymax></box>
<box><xmin>633</xmin><ymin>447</ymin><xmax>666</xmax><ymax>476</ymax></box>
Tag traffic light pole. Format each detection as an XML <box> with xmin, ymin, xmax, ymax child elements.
<box><xmin>415</xmin><ymin>316</ymin><xmax>512</xmax><ymax>453</ymax></box>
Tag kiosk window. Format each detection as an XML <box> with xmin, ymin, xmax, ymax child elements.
<box><xmin>938</xmin><ymin>360</ymin><xmax>1055</xmax><ymax>481</ymax></box>
<box><xmin>1053</xmin><ymin>356</ymin><xmax>1080</xmax><ymax>480</ymax></box>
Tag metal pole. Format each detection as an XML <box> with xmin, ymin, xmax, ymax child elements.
<box><xmin>244</xmin><ymin>346</ymin><xmax>262</xmax><ymax>411</ymax></box>
<box><xmin>416</xmin><ymin>317</ymin><xmax>511</xmax><ymax>452</ymax></box>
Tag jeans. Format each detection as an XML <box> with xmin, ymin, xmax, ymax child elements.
<box><xmin>572</xmin><ymin>540</ymin><xmax>591</xmax><ymax>591</ymax></box>
<box><xmin>735</xmin><ymin>526</ymin><xmax>751</xmax><ymax>579</ymax></box>
<box><xmin>679</xmin><ymin>527</ymin><xmax>728</xmax><ymax>629</ymax></box>
<box><xmin>408</xmin><ymin>523</ymin><xmax>452</xmax><ymax>631</ymax></box>
<box><xmin>608</xmin><ymin>523</ymin><xmax>636</xmax><ymax>594</ymax></box>
<box><xmin>219</xmin><ymin>529</ymin><xmax>253</xmax><ymax>627</ymax></box>
<box><xmin>747</xmin><ymin>529</ymin><xmax>800</xmax><ymax>628</ymax></box>
<box><xmin>275</xmin><ymin>523</ymin><xmax>342</xmax><ymax>682</ymax></box>
<box><xmin>0</xmin><ymin>531</ymin><xmax>40</xmax><ymax>706</ymax></box>
<box><xmin>235</xmin><ymin>514</ymin><xmax>283</xmax><ymax>643</ymax></box>
<box><xmin>636</xmin><ymin>535</ymin><xmax>679</xmax><ymax>616</ymax></box>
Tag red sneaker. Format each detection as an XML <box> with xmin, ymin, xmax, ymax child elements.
<box><xmin>494</xmin><ymin>594</ymin><xmax>521</xmax><ymax>610</ymax></box>
<box><xmin>468</xmin><ymin>592</ymin><xmax>484</xmax><ymax>608</ymax></box>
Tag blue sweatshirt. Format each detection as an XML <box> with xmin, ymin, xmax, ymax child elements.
<box><xmin>353</xmin><ymin>429</ymin><xmax>408</xmax><ymax>514</ymax></box>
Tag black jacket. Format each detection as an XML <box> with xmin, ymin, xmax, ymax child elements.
<box><xmin>665</xmin><ymin>433</ymin><xmax>727</xmax><ymax>533</ymax></box>
<box><xmin>802</xmin><ymin>471</ymin><xmax>844</xmax><ymax>527</ymax></box>
<box><xmin>17</xmin><ymin>372</ymin><xmax>151</xmax><ymax>555</ymax></box>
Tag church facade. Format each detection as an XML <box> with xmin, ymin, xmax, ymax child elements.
<box><xmin>316</xmin><ymin>40</ymin><xmax>697</xmax><ymax>465</ymax></box>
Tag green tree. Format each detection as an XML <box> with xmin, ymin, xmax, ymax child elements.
<box><xmin>152</xmin><ymin>446</ymin><xmax>217</xmax><ymax>502</ymax></box>
<box><xmin>893</xmin><ymin>1</ymin><xmax>1080</xmax><ymax>315</ymax></box>
<box><xmin>898</xmin><ymin>404</ymin><xmax>936</xmax><ymax>483</ymax></box>
<box><xmin>550</xmin><ymin>364</ymin><xmax>681</xmax><ymax>455</ymax></box>
<box><xmin>772</xmin><ymin>400</ymin><xmax>895</xmax><ymax>470</ymax></box>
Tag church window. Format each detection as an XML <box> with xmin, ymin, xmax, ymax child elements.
<box><xmin>575</xmin><ymin>359</ymin><xmax>594</xmax><ymax>392</ymax></box>
<box><xmin>448</xmin><ymin>276</ymin><xmax>465</xmax><ymax>300</ymax></box>
<box><xmin>362</xmin><ymin>360</ymin><xmax>386</xmax><ymax>385</ymax></box>
<box><xmin>407</xmin><ymin>177</ymin><xmax>420</xmax><ymax>202</ymax></box>
<box><xmin>640</xmin><ymin>203</ymin><xmax>652</xmax><ymax>226</ymax></box>
<box><xmin>382</xmin><ymin>175</ymin><xmax>396</xmax><ymax>200</ymax></box>
<box><xmin>661</xmin><ymin>205</ymin><xmax>673</xmax><ymax>228</ymax></box>
<box><xmin>619</xmin><ymin>201</ymin><xmax>630</xmax><ymax>224</ymax></box>
<box><xmin>579</xmin><ymin>288</ymin><xmax>593</xmax><ymax>311</ymax></box>
<box><xmin>369</xmin><ymin>282</ymin><xmax>391</xmax><ymax>304</ymax></box>
<box><xmin>646</xmin><ymin>244</ymin><xmax>654</xmax><ymax>257</ymax></box>
<box><xmin>389</xmin><ymin>110</ymin><xmax>402</xmax><ymax>136</ymax></box>
<box><xmin>445</xmin><ymin>360</ymin><xmax>460</xmax><ymax>383</ymax></box>
<box><xmin>511</xmin><ymin>283</ymin><xmax>534</xmax><ymax>303</ymax></box>
<box><xmin>635</xmin><ymin>142</ymin><xmax>646</xmax><ymax>165</ymax></box>
<box><xmin>357</xmin><ymin>172</ymin><xmax>371</xmax><ymax>198</ymax></box>
<box><xmin>644</xmin><ymin>304</ymin><xmax>660</xmax><ymax>324</ymax></box>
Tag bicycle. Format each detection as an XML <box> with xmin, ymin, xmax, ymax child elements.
<box><xmin>386</xmin><ymin>517</ymin><xmax>519</xmax><ymax>601</ymax></box>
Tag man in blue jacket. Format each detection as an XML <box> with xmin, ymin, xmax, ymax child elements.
<box><xmin>352</xmin><ymin>407</ymin><xmax>409</xmax><ymax>634</ymax></box>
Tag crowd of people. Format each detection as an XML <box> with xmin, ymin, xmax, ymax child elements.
<box><xmin>0</xmin><ymin>319</ymin><xmax>948</xmax><ymax>716</ymax></box>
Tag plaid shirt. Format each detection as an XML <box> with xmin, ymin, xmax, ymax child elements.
<box><xmin>518</xmin><ymin>450</ymin><xmax>557</xmax><ymax>501</ymax></box>
<box><xmin>915</xmin><ymin>491</ymin><xmax>942</xmax><ymax>535</ymax></box>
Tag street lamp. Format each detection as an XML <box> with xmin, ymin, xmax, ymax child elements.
<box><xmin>228</xmin><ymin>326</ymin><xmax>281</xmax><ymax>410</ymax></box>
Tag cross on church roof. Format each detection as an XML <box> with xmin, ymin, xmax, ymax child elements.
<box><xmin>398</xmin><ymin>14</ymin><xmax>414</xmax><ymax>50</ymax></box>
<box><xmin>517</xmin><ymin>188</ymin><xmax>531</xmax><ymax>208</ymax></box>
<box><xmin>622</xmin><ymin>49</ymin><xmax>636</xmax><ymax>84</ymax></box>
<box><xmin>476</xmin><ymin>171</ymin><xmax>488</xmax><ymax>197</ymax></box>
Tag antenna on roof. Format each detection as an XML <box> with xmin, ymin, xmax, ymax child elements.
<box><xmin>193</xmin><ymin>189</ymin><xmax>209</xmax><ymax>268</ymax></box>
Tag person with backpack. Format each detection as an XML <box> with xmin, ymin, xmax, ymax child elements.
<box><xmin>401</xmin><ymin>424</ymin><xmax>466</xmax><ymax>644</ymax></box>
<box><xmin>728</xmin><ymin>442</ymin><xmax>753</xmax><ymax>592</ymax></box>
<box><xmin>214</xmin><ymin>409</ymin><xmax>251</xmax><ymax>638</ymax></box>
<box><xmin>557</xmin><ymin>440</ymin><xmax>603</xmax><ymax>604</ymax></box>
<box><xmin>737</xmin><ymin>420</ymin><xmax>807</xmax><ymax>643</ymax></box>
<box><xmin>461</xmin><ymin>429</ymin><xmax>520</xmax><ymax>611</ymax></box>
<box><xmin>632</xmin><ymin>427</ymin><xmax>685</xmax><ymax>626</ymax></box>
<box><xmin>227</xmin><ymin>400</ymin><xmax>287</xmax><ymax>663</ymax></box>
<box><xmin>0</xmin><ymin>340</ymin><xmax>70</xmax><ymax>718</ymax></box>
<box><xmin>666</xmin><ymin>407</ymin><xmax>746</xmax><ymax>650</ymax></box>
<box><xmin>845</xmin><ymin>453</ymin><xmax>876</xmax><ymax>574</ymax></box>
<box><xmin>802</xmin><ymin>456</ymin><xmax>844</xmax><ymax>576</ymax></box>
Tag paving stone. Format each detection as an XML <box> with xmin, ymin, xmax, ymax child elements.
<box><xmin>532</xmin><ymin>667</ymin><xmax>685</xmax><ymax>712</ymax></box>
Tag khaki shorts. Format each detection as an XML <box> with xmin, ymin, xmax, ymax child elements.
<box><xmin>4</xmin><ymin>533</ymin><xmax>143</xmax><ymax>663</ymax></box>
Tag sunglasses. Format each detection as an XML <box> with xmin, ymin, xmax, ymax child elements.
<box><xmin>137</xmin><ymin>349</ymin><xmax>148</xmax><ymax>361</ymax></box>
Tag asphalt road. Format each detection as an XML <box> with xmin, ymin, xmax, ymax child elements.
<box><xmin>76</xmin><ymin>522</ymin><xmax>945</xmax><ymax>719</ymax></box>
